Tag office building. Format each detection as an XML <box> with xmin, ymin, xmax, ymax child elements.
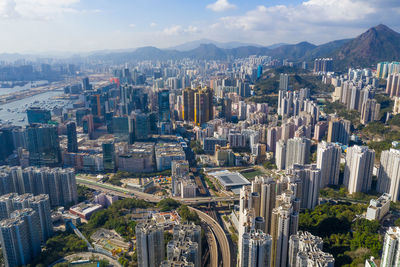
<box><xmin>289</xmin><ymin>231</ymin><xmax>334</xmax><ymax>267</ymax></box>
<box><xmin>381</xmin><ymin>227</ymin><xmax>400</xmax><ymax>267</ymax></box>
<box><xmin>66</xmin><ymin>121</ymin><xmax>78</xmax><ymax>153</ymax></box>
<box><xmin>285</xmin><ymin>137</ymin><xmax>311</xmax><ymax>170</ymax></box>
<box><xmin>82</xmin><ymin>77</ymin><xmax>92</xmax><ymax>91</ymax></box>
<box><xmin>327</xmin><ymin>118</ymin><xmax>350</xmax><ymax>145</ymax></box>
<box><xmin>344</xmin><ymin>146</ymin><xmax>375</xmax><ymax>194</ymax></box>
<box><xmin>131</xmin><ymin>111</ymin><xmax>150</xmax><ymax>140</ymax></box>
<box><xmin>316</xmin><ymin>141</ymin><xmax>341</xmax><ymax>187</ymax></box>
<box><xmin>26</xmin><ymin>107</ymin><xmax>51</xmax><ymax>125</ymax></box>
<box><xmin>158</xmin><ymin>89</ymin><xmax>170</xmax><ymax>122</ymax></box>
<box><xmin>136</xmin><ymin>221</ymin><xmax>165</xmax><ymax>267</ymax></box>
<box><xmin>377</xmin><ymin>149</ymin><xmax>400</xmax><ymax>201</ymax></box>
<box><xmin>360</xmin><ymin>99</ymin><xmax>380</xmax><ymax>124</ymax></box>
<box><xmin>102</xmin><ymin>142</ymin><xmax>115</xmax><ymax>172</ymax></box>
<box><xmin>26</xmin><ymin>124</ymin><xmax>61</xmax><ymax>167</ymax></box>
<box><xmin>366</xmin><ymin>193</ymin><xmax>391</xmax><ymax>221</ymax></box>
<box><xmin>240</xmin><ymin>230</ymin><xmax>272</xmax><ymax>267</ymax></box>
<box><xmin>155</xmin><ymin>143</ymin><xmax>186</xmax><ymax>171</ymax></box>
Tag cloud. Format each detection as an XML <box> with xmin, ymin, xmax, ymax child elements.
<box><xmin>210</xmin><ymin>0</ymin><xmax>400</xmax><ymax>44</ymax></box>
<box><xmin>163</xmin><ymin>25</ymin><xmax>200</xmax><ymax>35</ymax></box>
<box><xmin>0</xmin><ymin>0</ymin><xmax>81</xmax><ymax>20</ymax></box>
<box><xmin>207</xmin><ymin>0</ymin><xmax>236</xmax><ymax>12</ymax></box>
<box><xmin>129</xmin><ymin>23</ymin><xmax>136</xmax><ymax>28</ymax></box>
<box><xmin>150</xmin><ymin>22</ymin><xmax>157</xmax><ymax>27</ymax></box>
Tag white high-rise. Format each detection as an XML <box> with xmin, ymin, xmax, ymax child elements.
<box><xmin>136</xmin><ymin>222</ymin><xmax>165</xmax><ymax>267</ymax></box>
<box><xmin>240</xmin><ymin>230</ymin><xmax>272</xmax><ymax>267</ymax></box>
<box><xmin>344</xmin><ymin>145</ymin><xmax>375</xmax><ymax>194</ymax></box>
<box><xmin>275</xmin><ymin>140</ymin><xmax>286</xmax><ymax>170</ymax></box>
<box><xmin>289</xmin><ymin>164</ymin><xmax>321</xmax><ymax>210</ymax></box>
<box><xmin>377</xmin><ymin>149</ymin><xmax>400</xmax><ymax>202</ymax></box>
<box><xmin>316</xmin><ymin>141</ymin><xmax>341</xmax><ymax>188</ymax></box>
<box><xmin>285</xmin><ymin>137</ymin><xmax>311</xmax><ymax>169</ymax></box>
<box><xmin>381</xmin><ymin>227</ymin><xmax>400</xmax><ymax>267</ymax></box>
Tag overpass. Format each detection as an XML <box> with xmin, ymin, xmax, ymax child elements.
<box><xmin>76</xmin><ymin>177</ymin><xmax>239</xmax><ymax>204</ymax></box>
<box><xmin>188</xmin><ymin>207</ymin><xmax>231</xmax><ymax>267</ymax></box>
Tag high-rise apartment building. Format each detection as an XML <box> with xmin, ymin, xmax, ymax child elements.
<box><xmin>183</xmin><ymin>88</ymin><xmax>195</xmax><ymax>122</ymax></box>
<box><xmin>344</xmin><ymin>146</ymin><xmax>375</xmax><ymax>194</ymax></box>
<box><xmin>327</xmin><ymin>118</ymin><xmax>350</xmax><ymax>145</ymax></box>
<box><xmin>377</xmin><ymin>149</ymin><xmax>400</xmax><ymax>202</ymax></box>
<box><xmin>386</xmin><ymin>73</ymin><xmax>400</xmax><ymax>97</ymax></box>
<box><xmin>289</xmin><ymin>231</ymin><xmax>335</xmax><ymax>267</ymax></box>
<box><xmin>360</xmin><ymin>99</ymin><xmax>380</xmax><ymax>124</ymax></box>
<box><xmin>275</xmin><ymin>140</ymin><xmax>286</xmax><ymax>170</ymax></box>
<box><xmin>136</xmin><ymin>222</ymin><xmax>165</xmax><ymax>267</ymax></box>
<box><xmin>0</xmin><ymin>166</ymin><xmax>77</xmax><ymax>207</ymax></box>
<box><xmin>289</xmin><ymin>164</ymin><xmax>321</xmax><ymax>210</ymax></box>
<box><xmin>0</xmin><ymin>208</ymin><xmax>41</xmax><ymax>267</ymax></box>
<box><xmin>316</xmin><ymin>141</ymin><xmax>341</xmax><ymax>187</ymax></box>
<box><xmin>194</xmin><ymin>87</ymin><xmax>213</xmax><ymax>126</ymax></box>
<box><xmin>240</xmin><ymin>229</ymin><xmax>272</xmax><ymax>267</ymax></box>
<box><xmin>285</xmin><ymin>137</ymin><xmax>311</xmax><ymax>169</ymax></box>
<box><xmin>26</xmin><ymin>124</ymin><xmax>61</xmax><ymax>167</ymax></box>
<box><xmin>66</xmin><ymin>121</ymin><xmax>78</xmax><ymax>153</ymax></box>
<box><xmin>313</xmin><ymin>58</ymin><xmax>333</xmax><ymax>73</ymax></box>
<box><xmin>381</xmin><ymin>227</ymin><xmax>400</xmax><ymax>267</ymax></box>
<box><xmin>279</xmin><ymin>74</ymin><xmax>289</xmax><ymax>90</ymax></box>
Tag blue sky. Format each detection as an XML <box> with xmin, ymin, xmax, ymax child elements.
<box><xmin>0</xmin><ymin>0</ymin><xmax>399</xmax><ymax>53</ymax></box>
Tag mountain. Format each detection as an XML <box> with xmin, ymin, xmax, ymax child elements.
<box><xmin>267</xmin><ymin>42</ymin><xmax>317</xmax><ymax>60</ymax></box>
<box><xmin>168</xmin><ymin>39</ymin><xmax>263</xmax><ymax>51</ymax></box>
<box><xmin>333</xmin><ymin>24</ymin><xmax>400</xmax><ymax>67</ymax></box>
<box><xmin>83</xmin><ymin>24</ymin><xmax>400</xmax><ymax>67</ymax></box>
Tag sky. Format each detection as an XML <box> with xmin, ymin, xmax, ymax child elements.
<box><xmin>0</xmin><ymin>0</ymin><xmax>399</xmax><ymax>54</ymax></box>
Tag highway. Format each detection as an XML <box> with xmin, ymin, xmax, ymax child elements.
<box><xmin>188</xmin><ymin>207</ymin><xmax>231</xmax><ymax>267</ymax></box>
<box><xmin>203</xmin><ymin>224</ymin><xmax>218</xmax><ymax>267</ymax></box>
<box><xmin>76</xmin><ymin>177</ymin><xmax>239</xmax><ymax>204</ymax></box>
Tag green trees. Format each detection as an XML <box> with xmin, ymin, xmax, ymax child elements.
<box><xmin>156</xmin><ymin>198</ymin><xmax>181</xmax><ymax>212</ymax></box>
<box><xmin>299</xmin><ymin>203</ymin><xmax>382</xmax><ymax>266</ymax></box>
<box><xmin>177</xmin><ymin>205</ymin><xmax>201</xmax><ymax>225</ymax></box>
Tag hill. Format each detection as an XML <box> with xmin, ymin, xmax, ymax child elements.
<box><xmin>333</xmin><ymin>24</ymin><xmax>400</xmax><ymax>68</ymax></box>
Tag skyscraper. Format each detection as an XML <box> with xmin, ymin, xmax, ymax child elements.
<box><xmin>102</xmin><ymin>142</ymin><xmax>116</xmax><ymax>172</ymax></box>
<box><xmin>136</xmin><ymin>222</ymin><xmax>165</xmax><ymax>267</ymax></box>
<box><xmin>131</xmin><ymin>111</ymin><xmax>150</xmax><ymax>140</ymax></box>
<box><xmin>26</xmin><ymin>107</ymin><xmax>51</xmax><ymax>125</ymax></box>
<box><xmin>157</xmin><ymin>89</ymin><xmax>170</xmax><ymax>122</ymax></box>
<box><xmin>275</xmin><ymin>140</ymin><xmax>286</xmax><ymax>170</ymax></box>
<box><xmin>316</xmin><ymin>141</ymin><xmax>341</xmax><ymax>187</ymax></box>
<box><xmin>344</xmin><ymin>146</ymin><xmax>375</xmax><ymax>194</ymax></box>
<box><xmin>377</xmin><ymin>149</ymin><xmax>400</xmax><ymax>202</ymax></box>
<box><xmin>82</xmin><ymin>77</ymin><xmax>92</xmax><ymax>91</ymax></box>
<box><xmin>327</xmin><ymin>118</ymin><xmax>351</xmax><ymax>145</ymax></box>
<box><xmin>240</xmin><ymin>230</ymin><xmax>272</xmax><ymax>267</ymax></box>
<box><xmin>66</xmin><ymin>121</ymin><xmax>78</xmax><ymax>153</ymax></box>
<box><xmin>381</xmin><ymin>227</ymin><xmax>400</xmax><ymax>267</ymax></box>
<box><xmin>360</xmin><ymin>99</ymin><xmax>380</xmax><ymax>124</ymax></box>
<box><xmin>279</xmin><ymin>74</ymin><xmax>289</xmax><ymax>90</ymax></box>
<box><xmin>289</xmin><ymin>164</ymin><xmax>321</xmax><ymax>210</ymax></box>
<box><xmin>0</xmin><ymin>208</ymin><xmax>41</xmax><ymax>267</ymax></box>
<box><xmin>285</xmin><ymin>137</ymin><xmax>311</xmax><ymax>170</ymax></box>
<box><xmin>194</xmin><ymin>87</ymin><xmax>213</xmax><ymax>126</ymax></box>
<box><xmin>26</xmin><ymin>124</ymin><xmax>61</xmax><ymax>167</ymax></box>
<box><xmin>183</xmin><ymin>88</ymin><xmax>195</xmax><ymax>122</ymax></box>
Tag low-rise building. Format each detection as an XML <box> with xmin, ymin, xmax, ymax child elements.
<box><xmin>69</xmin><ymin>202</ymin><xmax>103</xmax><ymax>220</ymax></box>
<box><xmin>155</xmin><ymin>143</ymin><xmax>186</xmax><ymax>171</ymax></box>
<box><xmin>366</xmin><ymin>193</ymin><xmax>391</xmax><ymax>221</ymax></box>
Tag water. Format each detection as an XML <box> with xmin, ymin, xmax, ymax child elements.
<box><xmin>0</xmin><ymin>81</ymin><xmax>49</xmax><ymax>96</ymax></box>
<box><xmin>0</xmin><ymin>90</ymin><xmax>72</xmax><ymax>126</ymax></box>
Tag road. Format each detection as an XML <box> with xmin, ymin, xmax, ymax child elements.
<box><xmin>204</xmin><ymin>224</ymin><xmax>218</xmax><ymax>267</ymax></box>
<box><xmin>188</xmin><ymin>207</ymin><xmax>231</xmax><ymax>267</ymax></box>
<box><xmin>50</xmin><ymin>252</ymin><xmax>121</xmax><ymax>267</ymax></box>
<box><xmin>77</xmin><ymin>177</ymin><xmax>239</xmax><ymax>204</ymax></box>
